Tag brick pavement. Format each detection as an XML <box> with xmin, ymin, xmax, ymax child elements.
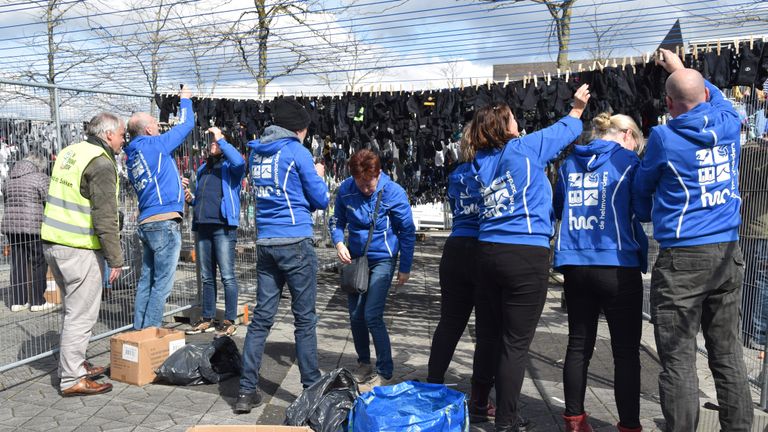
<box><xmin>0</xmin><ymin>235</ymin><xmax>766</xmax><ymax>431</ymax></box>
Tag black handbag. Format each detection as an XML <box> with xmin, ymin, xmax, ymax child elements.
<box><xmin>340</xmin><ymin>190</ymin><xmax>383</xmax><ymax>295</ymax></box>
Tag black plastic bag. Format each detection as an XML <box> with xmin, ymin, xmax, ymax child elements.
<box><xmin>284</xmin><ymin>368</ymin><xmax>359</xmax><ymax>432</ymax></box>
<box><xmin>155</xmin><ymin>336</ymin><xmax>242</xmax><ymax>385</ymax></box>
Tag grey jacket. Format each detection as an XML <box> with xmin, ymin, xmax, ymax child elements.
<box><xmin>1</xmin><ymin>159</ymin><xmax>49</xmax><ymax>236</ymax></box>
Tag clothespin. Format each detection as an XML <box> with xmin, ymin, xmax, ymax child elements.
<box><xmin>369</xmin><ymin>85</ymin><xmax>374</xmax><ymax>94</ymax></box>
<box><xmin>546</xmin><ymin>72</ymin><xmax>551</xmax><ymax>85</ymax></box>
<box><xmin>612</xmin><ymin>58</ymin><xmax>617</xmax><ymax>68</ymax></box>
<box><xmin>750</xmin><ymin>35</ymin><xmax>754</xmax><ymax>50</ymax></box>
<box><xmin>717</xmin><ymin>39</ymin><xmax>721</xmax><ymax>55</ymax></box>
<box><xmin>523</xmin><ymin>75</ymin><xmax>527</xmax><ymax>88</ymax></box>
<box><xmin>469</xmin><ymin>77</ymin><xmax>474</xmax><ymax>88</ymax></box>
<box><xmin>399</xmin><ymin>84</ymin><xmax>403</xmax><ymax>94</ymax></box>
<box><xmin>630</xmin><ymin>57</ymin><xmax>636</xmax><ymax>73</ymax></box>
<box><xmin>486</xmin><ymin>78</ymin><xmax>491</xmax><ymax>90</ymax></box>
<box><xmin>533</xmin><ymin>74</ymin><xmax>538</xmax><ymax>87</ymax></box>
<box><xmin>578</xmin><ymin>63</ymin><xmax>583</xmax><ymax>73</ymax></box>
<box><xmin>622</xmin><ymin>57</ymin><xmax>626</xmax><ymax>67</ymax></box>
<box><xmin>504</xmin><ymin>74</ymin><xmax>509</xmax><ymax>87</ymax></box>
<box><xmin>556</xmin><ymin>68</ymin><xmax>561</xmax><ymax>77</ymax></box>
<box><xmin>734</xmin><ymin>38</ymin><xmax>740</xmax><ymax>54</ymax></box>
<box><xmin>693</xmin><ymin>44</ymin><xmax>698</xmax><ymax>60</ymax></box>
<box><xmin>591</xmin><ymin>61</ymin><xmax>596</xmax><ymax>71</ymax></box>
<box><xmin>565</xmin><ymin>69</ymin><xmax>570</xmax><ymax>82</ymax></box>
<box><xmin>706</xmin><ymin>42</ymin><xmax>711</xmax><ymax>53</ymax></box>
<box><xmin>460</xmin><ymin>79</ymin><xmax>464</xmax><ymax>90</ymax></box>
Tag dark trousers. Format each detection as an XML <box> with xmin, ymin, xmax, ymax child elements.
<box><xmin>477</xmin><ymin>242</ymin><xmax>550</xmax><ymax>427</ymax></box>
<box><xmin>9</xmin><ymin>233</ymin><xmax>47</xmax><ymax>306</ymax></box>
<box><xmin>561</xmin><ymin>265</ymin><xmax>642</xmax><ymax>428</ymax></box>
<box><xmin>427</xmin><ymin>236</ymin><xmax>496</xmax><ymax>386</ymax></box>
<box><xmin>651</xmin><ymin>241</ymin><xmax>752</xmax><ymax>432</ymax></box>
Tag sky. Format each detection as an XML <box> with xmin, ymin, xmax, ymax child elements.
<box><xmin>0</xmin><ymin>0</ymin><xmax>764</xmax><ymax>99</ymax></box>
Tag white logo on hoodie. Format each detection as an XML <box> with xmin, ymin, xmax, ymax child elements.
<box><xmin>696</xmin><ymin>145</ymin><xmax>733</xmax><ymax>208</ymax></box>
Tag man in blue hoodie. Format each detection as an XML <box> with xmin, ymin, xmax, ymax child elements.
<box><xmin>125</xmin><ymin>86</ymin><xmax>194</xmax><ymax>330</ymax></box>
<box><xmin>235</xmin><ymin>97</ymin><xmax>329</xmax><ymax>414</ymax></box>
<box><xmin>633</xmin><ymin>49</ymin><xmax>752</xmax><ymax>431</ymax></box>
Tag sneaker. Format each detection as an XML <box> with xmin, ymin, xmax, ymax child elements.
<box><xmin>31</xmin><ymin>302</ymin><xmax>59</xmax><ymax>312</ymax></box>
<box><xmin>186</xmin><ymin>318</ymin><xmax>216</xmax><ymax>335</ymax></box>
<box><xmin>351</xmin><ymin>362</ymin><xmax>375</xmax><ymax>383</ymax></box>
<box><xmin>234</xmin><ymin>391</ymin><xmax>262</xmax><ymax>414</ymax></box>
<box><xmin>366</xmin><ymin>373</ymin><xmax>394</xmax><ymax>389</ymax></box>
<box><xmin>10</xmin><ymin>303</ymin><xmax>30</xmax><ymax>312</ymax></box>
<box><xmin>217</xmin><ymin>320</ymin><xmax>238</xmax><ymax>336</ymax></box>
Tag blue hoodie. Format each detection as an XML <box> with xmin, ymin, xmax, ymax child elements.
<box><xmin>247</xmin><ymin>126</ymin><xmax>329</xmax><ymax>239</ymax></box>
<box><xmin>632</xmin><ymin>80</ymin><xmax>742</xmax><ymax>248</ymax></box>
<box><xmin>448</xmin><ymin>162</ymin><xmax>482</xmax><ymax>238</ymax></box>
<box><xmin>190</xmin><ymin>138</ymin><xmax>246</xmax><ymax>229</ymax></box>
<box><xmin>329</xmin><ymin>172</ymin><xmax>416</xmax><ymax>274</ymax></box>
<box><xmin>126</xmin><ymin>98</ymin><xmax>194</xmax><ymax>222</ymax></box>
<box><xmin>554</xmin><ymin>139</ymin><xmax>648</xmax><ymax>271</ymax></box>
<box><xmin>474</xmin><ymin>115</ymin><xmax>583</xmax><ymax>247</ymax></box>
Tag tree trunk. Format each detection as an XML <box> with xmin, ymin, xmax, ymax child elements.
<box><xmin>555</xmin><ymin>1</ymin><xmax>574</xmax><ymax>71</ymax></box>
<box><xmin>257</xmin><ymin>0</ymin><xmax>268</xmax><ymax>98</ymax></box>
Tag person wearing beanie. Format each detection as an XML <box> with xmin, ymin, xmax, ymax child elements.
<box><xmin>235</xmin><ymin>97</ymin><xmax>330</xmax><ymax>414</ymax></box>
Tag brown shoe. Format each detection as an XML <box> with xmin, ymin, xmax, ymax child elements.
<box><xmin>83</xmin><ymin>360</ymin><xmax>106</xmax><ymax>378</ymax></box>
<box><xmin>61</xmin><ymin>377</ymin><xmax>113</xmax><ymax>397</ymax></box>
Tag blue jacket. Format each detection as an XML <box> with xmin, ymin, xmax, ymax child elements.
<box><xmin>474</xmin><ymin>115</ymin><xmax>583</xmax><ymax>247</ymax></box>
<box><xmin>554</xmin><ymin>139</ymin><xmax>648</xmax><ymax>271</ymax></box>
<box><xmin>329</xmin><ymin>172</ymin><xmax>416</xmax><ymax>273</ymax></box>
<box><xmin>448</xmin><ymin>162</ymin><xmax>481</xmax><ymax>238</ymax></box>
<box><xmin>248</xmin><ymin>126</ymin><xmax>329</xmax><ymax>239</ymax></box>
<box><xmin>632</xmin><ymin>80</ymin><xmax>742</xmax><ymax>248</ymax></box>
<box><xmin>126</xmin><ymin>98</ymin><xmax>194</xmax><ymax>222</ymax></box>
<box><xmin>190</xmin><ymin>138</ymin><xmax>246</xmax><ymax>229</ymax></box>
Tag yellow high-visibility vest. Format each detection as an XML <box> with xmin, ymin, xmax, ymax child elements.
<box><xmin>41</xmin><ymin>141</ymin><xmax>118</xmax><ymax>249</ymax></box>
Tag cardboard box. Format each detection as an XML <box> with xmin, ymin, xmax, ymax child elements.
<box><xmin>45</xmin><ymin>270</ymin><xmax>62</xmax><ymax>304</ymax></box>
<box><xmin>187</xmin><ymin>427</ymin><xmax>312</xmax><ymax>432</ymax></box>
<box><xmin>110</xmin><ymin>327</ymin><xmax>185</xmax><ymax>386</ymax></box>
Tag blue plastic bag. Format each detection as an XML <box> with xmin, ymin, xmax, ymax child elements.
<box><xmin>349</xmin><ymin>381</ymin><xmax>468</xmax><ymax>432</ymax></box>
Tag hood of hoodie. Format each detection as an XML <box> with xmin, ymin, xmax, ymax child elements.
<box><xmin>247</xmin><ymin>125</ymin><xmax>299</xmax><ymax>156</ymax></box>
<box><xmin>9</xmin><ymin>160</ymin><xmax>39</xmax><ymax>179</ymax></box>
<box><xmin>572</xmin><ymin>139</ymin><xmax>622</xmax><ymax>172</ymax></box>
<box><xmin>667</xmin><ymin>101</ymin><xmax>738</xmax><ymax>149</ymax></box>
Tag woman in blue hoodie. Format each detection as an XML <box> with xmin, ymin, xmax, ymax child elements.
<box><xmin>553</xmin><ymin>113</ymin><xmax>648</xmax><ymax>432</ymax></box>
<box><xmin>184</xmin><ymin>127</ymin><xmax>246</xmax><ymax>337</ymax></box>
<box><xmin>426</xmin><ymin>125</ymin><xmax>498</xmax><ymax>423</ymax></box>
<box><xmin>470</xmin><ymin>84</ymin><xmax>590</xmax><ymax>432</ymax></box>
<box><xmin>329</xmin><ymin>149</ymin><xmax>415</xmax><ymax>389</ymax></box>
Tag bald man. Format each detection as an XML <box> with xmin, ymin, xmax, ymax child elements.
<box><xmin>633</xmin><ymin>49</ymin><xmax>752</xmax><ymax>431</ymax></box>
<box><xmin>125</xmin><ymin>86</ymin><xmax>194</xmax><ymax>329</ymax></box>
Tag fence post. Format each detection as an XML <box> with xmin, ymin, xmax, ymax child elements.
<box><xmin>761</xmin><ymin>347</ymin><xmax>768</xmax><ymax>410</ymax></box>
<box><xmin>52</xmin><ymin>86</ymin><xmax>63</xmax><ymax>152</ymax></box>
<box><xmin>194</xmin><ymin>230</ymin><xmax>202</xmax><ymax>306</ymax></box>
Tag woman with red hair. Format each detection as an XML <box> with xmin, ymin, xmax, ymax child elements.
<box><xmin>329</xmin><ymin>149</ymin><xmax>416</xmax><ymax>388</ymax></box>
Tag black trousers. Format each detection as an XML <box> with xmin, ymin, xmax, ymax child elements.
<box><xmin>477</xmin><ymin>242</ymin><xmax>550</xmax><ymax>427</ymax></box>
<box><xmin>9</xmin><ymin>233</ymin><xmax>48</xmax><ymax>306</ymax></box>
<box><xmin>427</xmin><ymin>236</ymin><xmax>496</xmax><ymax>386</ymax></box>
<box><xmin>561</xmin><ymin>265</ymin><xmax>643</xmax><ymax>428</ymax></box>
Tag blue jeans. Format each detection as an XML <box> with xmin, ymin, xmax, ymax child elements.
<box><xmin>133</xmin><ymin>220</ymin><xmax>182</xmax><ymax>329</ymax></box>
<box><xmin>348</xmin><ymin>257</ymin><xmax>397</xmax><ymax>380</ymax></box>
<box><xmin>239</xmin><ymin>238</ymin><xmax>320</xmax><ymax>393</ymax></box>
<box><xmin>198</xmin><ymin>224</ymin><xmax>239</xmax><ymax>322</ymax></box>
<box><xmin>746</xmin><ymin>238</ymin><xmax>768</xmax><ymax>344</ymax></box>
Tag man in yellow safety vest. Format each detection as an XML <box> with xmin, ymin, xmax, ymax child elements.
<box><xmin>41</xmin><ymin>112</ymin><xmax>125</xmax><ymax>397</ymax></box>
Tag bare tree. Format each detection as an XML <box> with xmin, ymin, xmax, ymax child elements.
<box><xmin>581</xmin><ymin>0</ymin><xmax>625</xmax><ymax>62</ymax></box>
<box><xmin>314</xmin><ymin>23</ymin><xmax>391</xmax><ymax>93</ymax></box>
<box><xmin>172</xmin><ymin>9</ymin><xmax>233</xmax><ymax>97</ymax></box>
<box><xmin>481</xmin><ymin>0</ymin><xmax>576</xmax><ymax>70</ymax></box>
<box><xmin>223</xmin><ymin>0</ymin><xmax>352</xmax><ymax>98</ymax></box>
<box><xmin>439</xmin><ymin>60</ymin><xmax>463</xmax><ymax>88</ymax></box>
<box><xmin>4</xmin><ymin>0</ymin><xmax>109</xmax><ymax>119</ymax></box>
<box><xmin>89</xmin><ymin>0</ymin><xmax>182</xmax><ymax>111</ymax></box>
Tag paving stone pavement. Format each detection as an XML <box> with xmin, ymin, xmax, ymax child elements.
<box><xmin>1</xmin><ymin>234</ymin><xmax>767</xmax><ymax>431</ymax></box>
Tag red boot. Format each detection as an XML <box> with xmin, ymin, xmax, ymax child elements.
<box><xmin>616</xmin><ymin>423</ymin><xmax>642</xmax><ymax>432</ymax></box>
<box><xmin>563</xmin><ymin>413</ymin><xmax>593</xmax><ymax>432</ymax></box>
<box><xmin>468</xmin><ymin>382</ymin><xmax>495</xmax><ymax>423</ymax></box>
